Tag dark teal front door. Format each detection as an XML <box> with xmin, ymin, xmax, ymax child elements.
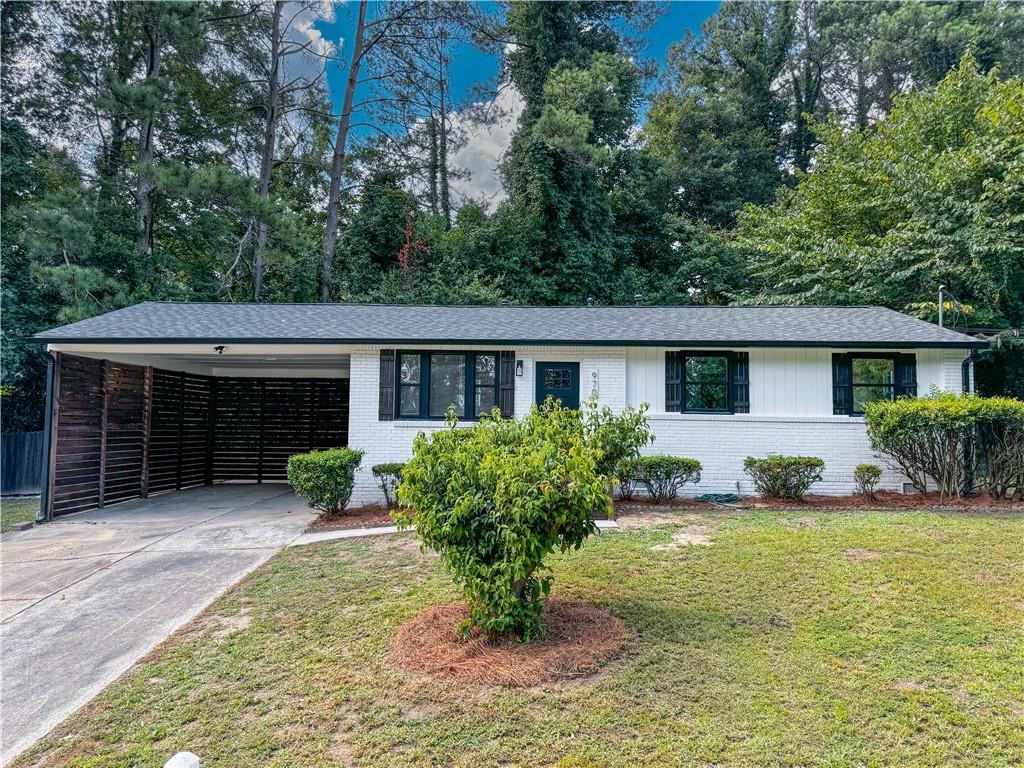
<box><xmin>535</xmin><ymin>362</ymin><xmax>580</xmax><ymax>409</ymax></box>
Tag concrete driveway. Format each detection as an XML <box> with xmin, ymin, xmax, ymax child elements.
<box><xmin>0</xmin><ymin>484</ymin><xmax>315</xmax><ymax>765</ymax></box>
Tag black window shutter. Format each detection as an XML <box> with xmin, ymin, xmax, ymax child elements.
<box><xmin>499</xmin><ymin>351</ymin><xmax>515</xmax><ymax>417</ymax></box>
<box><xmin>730</xmin><ymin>352</ymin><xmax>750</xmax><ymax>413</ymax></box>
<box><xmin>832</xmin><ymin>353</ymin><xmax>852</xmax><ymax>415</ymax></box>
<box><xmin>665</xmin><ymin>351</ymin><xmax>682</xmax><ymax>412</ymax></box>
<box><xmin>895</xmin><ymin>353</ymin><xmax>917</xmax><ymax>398</ymax></box>
<box><xmin>379</xmin><ymin>349</ymin><xmax>396</xmax><ymax>421</ymax></box>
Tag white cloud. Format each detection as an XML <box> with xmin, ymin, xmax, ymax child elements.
<box><xmin>281</xmin><ymin>1</ymin><xmax>339</xmax><ymax>86</ymax></box>
<box><xmin>448</xmin><ymin>85</ymin><xmax>523</xmax><ymax>210</ymax></box>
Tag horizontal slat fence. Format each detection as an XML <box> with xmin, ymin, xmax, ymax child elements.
<box><xmin>48</xmin><ymin>355</ymin><xmax>348</xmax><ymax>517</ymax></box>
<box><xmin>211</xmin><ymin>378</ymin><xmax>350</xmax><ymax>482</ymax></box>
<box><xmin>100</xmin><ymin>362</ymin><xmax>148</xmax><ymax>505</ymax></box>
<box><xmin>52</xmin><ymin>356</ymin><xmax>104</xmax><ymax>515</ymax></box>
<box><xmin>149</xmin><ymin>370</ymin><xmax>212</xmax><ymax>494</ymax></box>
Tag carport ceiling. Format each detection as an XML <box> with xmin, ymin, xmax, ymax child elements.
<box><xmin>54</xmin><ymin>351</ymin><xmax>351</xmax><ymax>377</ymax></box>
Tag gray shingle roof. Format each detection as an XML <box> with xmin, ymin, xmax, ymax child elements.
<box><xmin>32</xmin><ymin>301</ymin><xmax>984</xmax><ymax>348</ymax></box>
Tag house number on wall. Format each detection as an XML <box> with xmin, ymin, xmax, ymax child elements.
<box><xmin>591</xmin><ymin>370</ymin><xmax>599</xmax><ymax>398</ymax></box>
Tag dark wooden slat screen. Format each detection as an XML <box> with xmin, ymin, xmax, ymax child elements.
<box><xmin>149</xmin><ymin>370</ymin><xmax>212</xmax><ymax>494</ymax></box>
<box><xmin>49</xmin><ymin>355</ymin><xmax>349</xmax><ymax>517</ymax></box>
<box><xmin>212</xmin><ymin>378</ymin><xmax>349</xmax><ymax>482</ymax></box>
<box><xmin>51</xmin><ymin>356</ymin><xmax>104</xmax><ymax>516</ymax></box>
<box><xmin>209</xmin><ymin>376</ymin><xmax>260</xmax><ymax>482</ymax></box>
<box><xmin>312</xmin><ymin>379</ymin><xmax>349</xmax><ymax>449</ymax></box>
<box><xmin>101</xmin><ymin>362</ymin><xmax>148</xmax><ymax>505</ymax></box>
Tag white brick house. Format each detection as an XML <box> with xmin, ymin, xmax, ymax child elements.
<box><xmin>33</xmin><ymin>303</ymin><xmax>982</xmax><ymax>516</ymax></box>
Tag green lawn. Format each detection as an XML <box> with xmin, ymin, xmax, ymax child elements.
<box><xmin>17</xmin><ymin>510</ymin><xmax>1024</xmax><ymax>768</ymax></box>
<box><xmin>1</xmin><ymin>497</ymin><xmax>37</xmax><ymax>533</ymax></box>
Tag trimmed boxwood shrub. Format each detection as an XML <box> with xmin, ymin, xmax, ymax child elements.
<box><xmin>395</xmin><ymin>401</ymin><xmax>649</xmax><ymax>641</ymax></box>
<box><xmin>371</xmin><ymin>462</ymin><xmax>405</xmax><ymax>508</ymax></box>
<box><xmin>631</xmin><ymin>455</ymin><xmax>702</xmax><ymax>503</ymax></box>
<box><xmin>287</xmin><ymin>448</ymin><xmax>364</xmax><ymax>514</ymax></box>
<box><xmin>864</xmin><ymin>393</ymin><xmax>1024</xmax><ymax>501</ymax></box>
<box><xmin>744</xmin><ymin>455</ymin><xmax>824</xmax><ymax>500</ymax></box>
<box><xmin>854</xmin><ymin>463</ymin><xmax>882</xmax><ymax>499</ymax></box>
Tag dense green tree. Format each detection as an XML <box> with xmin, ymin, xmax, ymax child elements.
<box><xmin>738</xmin><ymin>55</ymin><xmax>1024</xmax><ymax>334</ymax></box>
<box><xmin>4</xmin><ymin>0</ymin><xmax>1024</xmax><ymax>416</ymax></box>
<box><xmin>491</xmin><ymin>1</ymin><xmax>652</xmax><ymax>304</ymax></box>
<box><xmin>644</xmin><ymin>1</ymin><xmax>794</xmax><ymax>229</ymax></box>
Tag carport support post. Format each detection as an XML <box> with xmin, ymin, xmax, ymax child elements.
<box><xmin>38</xmin><ymin>351</ymin><xmax>60</xmax><ymax>523</ymax></box>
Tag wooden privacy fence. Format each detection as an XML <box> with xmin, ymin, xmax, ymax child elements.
<box><xmin>1</xmin><ymin>430</ymin><xmax>44</xmax><ymax>495</ymax></box>
<box><xmin>46</xmin><ymin>354</ymin><xmax>349</xmax><ymax>518</ymax></box>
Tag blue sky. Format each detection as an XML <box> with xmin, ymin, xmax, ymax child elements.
<box><xmin>315</xmin><ymin>1</ymin><xmax>719</xmax><ymax>110</ymax></box>
<box><xmin>312</xmin><ymin>1</ymin><xmax>720</xmax><ymax>203</ymax></box>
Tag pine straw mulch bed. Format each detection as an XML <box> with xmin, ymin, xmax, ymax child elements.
<box><xmin>307</xmin><ymin>504</ymin><xmax>399</xmax><ymax>531</ymax></box>
<box><xmin>392</xmin><ymin>598</ymin><xmax>630</xmax><ymax>688</ymax></box>
<box><xmin>615</xmin><ymin>491</ymin><xmax>1024</xmax><ymax>516</ymax></box>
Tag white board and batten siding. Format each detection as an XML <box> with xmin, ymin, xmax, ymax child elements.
<box><xmin>348</xmin><ymin>344</ymin><xmax>971</xmax><ymax>504</ymax></box>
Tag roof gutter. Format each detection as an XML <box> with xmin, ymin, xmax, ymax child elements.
<box><xmin>30</xmin><ymin>337</ymin><xmax>988</xmax><ymax>349</ymax></box>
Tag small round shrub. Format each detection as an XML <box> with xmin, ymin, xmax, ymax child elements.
<box><xmin>632</xmin><ymin>455</ymin><xmax>702</xmax><ymax>503</ymax></box>
<box><xmin>287</xmin><ymin>448</ymin><xmax>365</xmax><ymax>514</ymax></box>
<box><xmin>743</xmin><ymin>455</ymin><xmax>824</xmax><ymax>500</ymax></box>
<box><xmin>371</xmin><ymin>462</ymin><xmax>405</xmax><ymax>507</ymax></box>
<box><xmin>853</xmin><ymin>463</ymin><xmax>882</xmax><ymax>498</ymax></box>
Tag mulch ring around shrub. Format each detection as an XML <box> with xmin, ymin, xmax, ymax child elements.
<box><xmin>393</xmin><ymin>599</ymin><xmax>630</xmax><ymax>688</ymax></box>
<box><xmin>308</xmin><ymin>504</ymin><xmax>399</xmax><ymax>531</ymax></box>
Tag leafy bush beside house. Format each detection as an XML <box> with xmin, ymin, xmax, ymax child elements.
<box><xmin>616</xmin><ymin>458</ymin><xmax>641</xmax><ymax>501</ymax></box>
<box><xmin>287</xmin><ymin>448</ymin><xmax>364</xmax><ymax>514</ymax></box>
<box><xmin>631</xmin><ymin>455</ymin><xmax>702</xmax><ymax>503</ymax></box>
<box><xmin>973</xmin><ymin>397</ymin><xmax>1024</xmax><ymax>500</ymax></box>
<box><xmin>371</xmin><ymin>463</ymin><xmax>405</xmax><ymax>508</ymax></box>
<box><xmin>584</xmin><ymin>400</ymin><xmax>652</xmax><ymax>483</ymax></box>
<box><xmin>854</xmin><ymin>464</ymin><xmax>883</xmax><ymax>499</ymax></box>
<box><xmin>395</xmin><ymin>401</ymin><xmax>650</xmax><ymax>641</ymax></box>
<box><xmin>744</xmin><ymin>456</ymin><xmax>824</xmax><ymax>501</ymax></box>
<box><xmin>864</xmin><ymin>393</ymin><xmax>1024</xmax><ymax>501</ymax></box>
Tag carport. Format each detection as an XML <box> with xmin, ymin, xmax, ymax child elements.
<box><xmin>37</xmin><ymin>347</ymin><xmax>350</xmax><ymax>519</ymax></box>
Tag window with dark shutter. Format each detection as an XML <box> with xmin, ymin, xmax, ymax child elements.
<box><xmin>391</xmin><ymin>350</ymin><xmax>505</xmax><ymax>419</ymax></box>
<box><xmin>379</xmin><ymin>349</ymin><xmax>396</xmax><ymax>421</ymax></box>
<box><xmin>666</xmin><ymin>351</ymin><xmax>739</xmax><ymax>414</ymax></box>
<box><xmin>833</xmin><ymin>353</ymin><xmax>852</xmax><ymax>415</ymax></box>
<box><xmin>834</xmin><ymin>352</ymin><xmax>917</xmax><ymax>415</ymax></box>
<box><xmin>895</xmin><ymin>354</ymin><xmax>917</xmax><ymax>398</ymax></box>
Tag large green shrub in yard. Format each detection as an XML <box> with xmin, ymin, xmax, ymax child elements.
<box><xmin>287</xmin><ymin>448</ymin><xmax>364</xmax><ymax>514</ymax></box>
<box><xmin>396</xmin><ymin>400</ymin><xmax>651</xmax><ymax>641</ymax></box>
<box><xmin>864</xmin><ymin>393</ymin><xmax>1024</xmax><ymax>501</ymax></box>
